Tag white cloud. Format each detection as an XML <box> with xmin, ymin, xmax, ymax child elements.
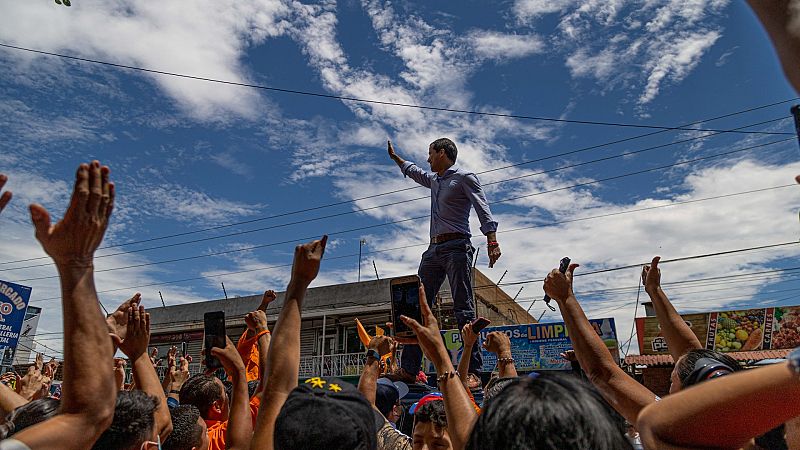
<box><xmin>0</xmin><ymin>0</ymin><xmax>292</xmax><ymax>122</ymax></box>
<box><xmin>467</xmin><ymin>31</ymin><xmax>544</xmax><ymax>61</ymax></box>
<box><xmin>137</xmin><ymin>183</ymin><xmax>264</xmax><ymax>224</ymax></box>
<box><xmin>514</xmin><ymin>0</ymin><xmax>576</xmax><ymax>22</ymax></box>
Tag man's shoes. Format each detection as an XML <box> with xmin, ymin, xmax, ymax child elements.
<box><xmin>384</xmin><ymin>367</ymin><xmax>416</xmax><ymax>384</ymax></box>
<box><xmin>466</xmin><ymin>373</ymin><xmax>482</xmax><ymax>390</ymax></box>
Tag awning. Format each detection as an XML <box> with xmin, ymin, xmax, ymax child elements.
<box><xmin>624</xmin><ymin>349</ymin><xmax>792</xmax><ymax>367</ymax></box>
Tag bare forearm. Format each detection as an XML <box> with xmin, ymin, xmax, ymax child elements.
<box><xmin>0</xmin><ymin>382</ymin><xmax>28</xmax><ymax>414</ymax></box>
<box><xmin>557</xmin><ymin>295</ymin><xmax>654</xmax><ymax>424</ymax></box>
<box><xmin>647</xmin><ymin>288</ymin><xmax>702</xmax><ymax>361</ymax></box>
<box><xmin>639</xmin><ymin>362</ymin><xmax>800</xmax><ymax>449</ymax></box>
<box><xmin>496</xmin><ymin>351</ymin><xmax>517</xmax><ymax>378</ymax></box>
<box><xmin>58</xmin><ymin>266</ymin><xmax>115</xmax><ymax>419</ymax></box>
<box><xmin>457</xmin><ymin>342</ymin><xmax>474</xmax><ymax>388</ymax></box>
<box><xmin>358</xmin><ymin>358</ymin><xmax>380</xmax><ymax>405</ymax></box>
<box><xmin>132</xmin><ymin>355</ymin><xmax>172</xmax><ymax>440</ymax></box>
<box><xmin>391</xmin><ymin>154</ymin><xmax>406</xmax><ymax>168</ymax></box>
<box><xmin>435</xmin><ymin>360</ymin><xmax>477</xmax><ymax>450</ymax></box>
<box><xmin>256</xmin><ymin>333</ymin><xmax>271</xmax><ymax>394</ymax></box>
<box><xmin>226</xmin><ymin>368</ymin><xmax>253</xmax><ymax>450</ymax></box>
<box><xmin>264</xmin><ymin>280</ymin><xmax>306</xmax><ymax>395</ymax></box>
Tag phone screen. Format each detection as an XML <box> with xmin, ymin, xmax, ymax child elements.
<box><xmin>390</xmin><ymin>278</ymin><xmax>421</xmax><ymax>336</ymax></box>
<box><xmin>204</xmin><ymin>311</ymin><xmax>226</xmax><ymax>370</ymax></box>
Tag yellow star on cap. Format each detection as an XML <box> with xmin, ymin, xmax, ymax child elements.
<box><xmin>328</xmin><ymin>383</ymin><xmax>342</xmax><ymax>393</ymax></box>
<box><xmin>305</xmin><ymin>377</ymin><xmax>326</xmax><ymax>389</ymax></box>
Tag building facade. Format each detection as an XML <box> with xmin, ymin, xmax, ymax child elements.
<box><xmin>148</xmin><ymin>269</ymin><xmax>535</xmax><ymax>378</ymax></box>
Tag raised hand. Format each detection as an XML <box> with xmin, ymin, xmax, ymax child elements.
<box><xmin>543</xmin><ymin>263</ymin><xmax>580</xmax><ymax>303</ymax></box>
<box><xmin>387</xmin><ymin>140</ymin><xmax>397</xmax><ymax>159</ymax></box>
<box><xmin>461</xmin><ymin>322</ymin><xmax>479</xmax><ymax>348</ymax></box>
<box><xmin>210</xmin><ymin>336</ymin><xmax>246</xmax><ymax>376</ymax></box>
<box><xmin>245</xmin><ymin>310</ymin><xmax>269</xmax><ymax>334</ymax></box>
<box><xmin>17</xmin><ymin>360</ymin><xmax>48</xmax><ymax>401</ymax></box>
<box><xmin>0</xmin><ymin>174</ymin><xmax>11</xmax><ymax>215</ymax></box>
<box><xmin>119</xmin><ymin>305</ymin><xmax>150</xmax><ymax>360</ymax></box>
<box><xmin>168</xmin><ymin>356</ymin><xmax>190</xmax><ymax>391</ymax></box>
<box><xmin>107</xmin><ymin>293</ymin><xmax>141</xmax><ymax>345</ymax></box>
<box><xmin>399</xmin><ymin>286</ymin><xmax>449</xmax><ymax>369</ymax></box>
<box><xmin>290</xmin><ymin>235</ymin><xmax>328</xmax><ymax>286</ymax></box>
<box><xmin>482</xmin><ymin>331</ymin><xmax>511</xmax><ymax>356</ymax></box>
<box><xmin>560</xmin><ymin>349</ymin><xmax>577</xmax><ymax>362</ymax></box>
<box><xmin>113</xmin><ymin>358</ymin><xmax>127</xmax><ymax>391</ymax></box>
<box><xmin>43</xmin><ymin>358</ymin><xmax>59</xmax><ymax>379</ymax></box>
<box><xmin>167</xmin><ymin>346</ymin><xmax>178</xmax><ymax>369</ymax></box>
<box><xmin>642</xmin><ymin>256</ymin><xmax>662</xmax><ymax>293</ymax></box>
<box><xmin>259</xmin><ymin>290</ymin><xmax>277</xmax><ymax>311</ymax></box>
<box><xmin>368</xmin><ymin>335</ymin><xmax>394</xmax><ymax>357</ymax></box>
<box><xmin>29</xmin><ymin>161</ymin><xmax>115</xmax><ymax>268</ymax></box>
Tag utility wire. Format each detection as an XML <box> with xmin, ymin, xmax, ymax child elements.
<box><xmin>26</xmin><ymin>240</ymin><xmax>799</xmax><ymax>306</ymax></box>
<box><xmin>5</xmin><ymin>136</ymin><xmax>795</xmax><ymax>277</ymax></box>
<box><xmin>0</xmin><ymin>80</ymin><xmax>794</xmax><ymax>266</ymax></box>
<box><xmin>0</xmin><ymin>43</ymin><xmax>792</xmax><ymax>136</ymax></box>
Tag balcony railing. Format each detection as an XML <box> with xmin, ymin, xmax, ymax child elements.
<box><xmin>299</xmin><ymin>352</ymin><xmax>368</xmax><ymax>378</ymax></box>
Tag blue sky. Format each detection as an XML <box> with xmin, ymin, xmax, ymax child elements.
<box><xmin>1</xmin><ymin>0</ymin><xmax>799</xmax><ymax>357</ymax></box>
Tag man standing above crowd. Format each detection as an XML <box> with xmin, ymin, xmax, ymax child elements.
<box><xmin>387</xmin><ymin>138</ymin><xmax>501</xmax><ymax>389</ymax></box>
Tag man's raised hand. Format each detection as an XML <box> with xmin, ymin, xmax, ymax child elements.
<box><xmin>482</xmin><ymin>331</ymin><xmax>511</xmax><ymax>356</ymax></box>
<box><xmin>642</xmin><ymin>256</ymin><xmax>661</xmax><ymax>294</ymax></box>
<box><xmin>543</xmin><ymin>263</ymin><xmax>580</xmax><ymax>303</ymax></box>
<box><xmin>461</xmin><ymin>322</ymin><xmax>478</xmax><ymax>348</ymax></box>
<box><xmin>29</xmin><ymin>161</ymin><xmax>114</xmax><ymax>268</ymax></box>
<box><xmin>387</xmin><ymin>140</ymin><xmax>396</xmax><ymax>158</ymax></box>
<box><xmin>259</xmin><ymin>290</ymin><xmax>277</xmax><ymax>311</ymax></box>
<box><xmin>210</xmin><ymin>336</ymin><xmax>246</xmax><ymax>376</ymax></box>
<box><xmin>107</xmin><ymin>292</ymin><xmax>141</xmax><ymax>346</ymax></box>
<box><xmin>245</xmin><ymin>310</ymin><xmax>269</xmax><ymax>334</ymax></box>
<box><xmin>368</xmin><ymin>335</ymin><xmax>393</xmax><ymax>357</ymax></box>
<box><xmin>0</xmin><ymin>174</ymin><xmax>12</xmax><ymax>215</ymax></box>
<box><xmin>290</xmin><ymin>235</ymin><xmax>327</xmax><ymax>287</ymax></box>
<box><xmin>118</xmin><ymin>305</ymin><xmax>151</xmax><ymax>360</ymax></box>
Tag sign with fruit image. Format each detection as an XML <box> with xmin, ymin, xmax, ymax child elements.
<box><xmin>636</xmin><ymin>305</ymin><xmax>800</xmax><ymax>355</ymax></box>
<box><xmin>711</xmin><ymin>309</ymin><xmax>765</xmax><ymax>352</ymax></box>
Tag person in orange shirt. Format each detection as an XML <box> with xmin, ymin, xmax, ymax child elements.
<box><xmin>235</xmin><ymin>290</ymin><xmax>276</xmax><ymax>382</ymax></box>
<box><xmin>181</xmin><ymin>311</ymin><xmax>270</xmax><ymax>450</ymax></box>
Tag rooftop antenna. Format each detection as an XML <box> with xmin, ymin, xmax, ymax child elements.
<box><xmin>98</xmin><ymin>301</ymin><xmax>109</xmax><ymax>316</ymax></box>
<box><xmin>358</xmin><ymin>239</ymin><xmax>367</xmax><ymax>282</ymax></box>
<box><xmin>158</xmin><ymin>291</ymin><xmax>166</xmax><ymax>309</ymax></box>
<box><xmin>372</xmin><ymin>260</ymin><xmax>380</xmax><ymax>280</ymax></box>
<box><xmin>497</xmin><ymin>269</ymin><xmax>508</xmax><ymax>285</ymax></box>
<box><xmin>221</xmin><ymin>282</ymin><xmax>228</xmax><ymax>300</ymax></box>
<box><xmin>537</xmin><ymin>309</ymin><xmax>547</xmax><ymax>322</ymax></box>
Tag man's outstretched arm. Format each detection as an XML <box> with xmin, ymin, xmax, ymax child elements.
<box><xmin>642</xmin><ymin>256</ymin><xmax>702</xmax><ymax>361</ymax></box>
<box><xmin>388</xmin><ymin>140</ymin><xmax>432</xmax><ymax>188</ymax></box>
<box><xmin>13</xmin><ymin>162</ymin><xmax>117</xmax><ymax>450</ymax></box>
<box><xmin>250</xmin><ymin>236</ymin><xmax>327</xmax><ymax>450</ymax></box>
<box><xmin>747</xmin><ymin>0</ymin><xmax>800</xmax><ymax>93</ymax></box>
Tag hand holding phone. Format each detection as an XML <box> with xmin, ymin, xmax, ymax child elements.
<box><xmin>471</xmin><ymin>317</ymin><xmax>491</xmax><ymax>332</ymax></box>
<box><xmin>389</xmin><ymin>276</ymin><xmax>422</xmax><ymax>338</ymax></box>
<box><xmin>204</xmin><ymin>311</ymin><xmax>226</xmax><ymax>370</ymax></box>
<box><xmin>542</xmin><ymin>257</ymin><xmax>571</xmax><ymax>311</ymax></box>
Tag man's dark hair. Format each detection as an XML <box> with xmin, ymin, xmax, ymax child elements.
<box><xmin>414</xmin><ymin>399</ymin><xmax>446</xmax><ymax>428</ymax></box>
<box><xmin>430</xmin><ymin>138</ymin><xmax>457</xmax><ymax>163</ymax></box>
<box><xmin>180</xmin><ymin>374</ymin><xmax>224</xmax><ymax>419</ymax></box>
<box><xmin>223</xmin><ymin>379</ymin><xmax>259</xmax><ymax>401</ymax></box>
<box><xmin>482</xmin><ymin>377</ymin><xmax>517</xmax><ymax>406</ymax></box>
<box><xmin>0</xmin><ymin>398</ymin><xmax>60</xmax><ymax>439</ymax></box>
<box><xmin>163</xmin><ymin>405</ymin><xmax>204</xmax><ymax>450</ymax></box>
<box><xmin>374</xmin><ymin>384</ymin><xmax>399</xmax><ymax>418</ymax></box>
<box><xmin>467</xmin><ymin>373</ymin><xmax>632</xmax><ymax>450</ymax></box>
<box><xmin>92</xmin><ymin>390</ymin><xmax>158</xmax><ymax>450</ymax></box>
<box><xmin>676</xmin><ymin>349</ymin><xmax>743</xmax><ymax>388</ymax></box>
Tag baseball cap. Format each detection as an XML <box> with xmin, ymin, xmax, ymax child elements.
<box><xmin>375</xmin><ymin>378</ymin><xmax>409</xmax><ymax>418</ymax></box>
<box><xmin>274</xmin><ymin>376</ymin><xmax>383</xmax><ymax>450</ymax></box>
<box><xmin>409</xmin><ymin>392</ymin><xmax>443</xmax><ymax>415</ymax></box>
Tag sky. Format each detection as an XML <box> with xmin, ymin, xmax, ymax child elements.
<box><xmin>0</xmin><ymin>0</ymin><xmax>799</xmax><ymax>359</ymax></box>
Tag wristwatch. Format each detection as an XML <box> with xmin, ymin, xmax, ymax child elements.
<box><xmin>365</xmin><ymin>349</ymin><xmax>380</xmax><ymax>362</ymax></box>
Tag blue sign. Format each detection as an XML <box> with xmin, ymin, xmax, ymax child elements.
<box><xmin>0</xmin><ymin>280</ymin><xmax>32</xmax><ymax>349</ymax></box>
<box><xmin>427</xmin><ymin>318</ymin><xmax>619</xmax><ymax>372</ymax></box>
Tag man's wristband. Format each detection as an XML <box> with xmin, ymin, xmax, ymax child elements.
<box><xmin>169</xmin><ymin>389</ymin><xmax>180</xmax><ymax>395</ymax></box>
<box><xmin>365</xmin><ymin>349</ymin><xmax>380</xmax><ymax>361</ymax></box>
<box><xmin>255</xmin><ymin>329</ymin><xmax>271</xmax><ymax>339</ymax></box>
<box><xmin>487</xmin><ymin>241</ymin><xmax>499</xmax><ymax>247</ymax></box>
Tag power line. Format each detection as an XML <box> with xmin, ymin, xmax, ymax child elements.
<box><xmin>0</xmin><ymin>42</ymin><xmax>792</xmax><ymax>137</ymax></box>
<box><xmin>0</xmin><ymin>102</ymin><xmax>793</xmax><ymax>269</ymax></box>
<box><xmin>6</xmin><ymin>136</ymin><xmax>795</xmax><ymax>277</ymax></box>
<box><xmin>26</xmin><ymin>240</ymin><xmax>799</xmax><ymax>307</ymax></box>
<box><xmin>9</xmin><ymin>179</ymin><xmax>795</xmax><ymax>283</ymax></box>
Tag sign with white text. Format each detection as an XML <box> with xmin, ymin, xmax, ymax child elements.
<box><xmin>0</xmin><ymin>280</ymin><xmax>32</xmax><ymax>349</ymax></box>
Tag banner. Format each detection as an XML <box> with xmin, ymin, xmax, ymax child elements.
<box><xmin>424</xmin><ymin>318</ymin><xmax>619</xmax><ymax>372</ymax></box>
<box><xmin>635</xmin><ymin>305</ymin><xmax>800</xmax><ymax>355</ymax></box>
<box><xmin>0</xmin><ymin>280</ymin><xmax>32</xmax><ymax>349</ymax></box>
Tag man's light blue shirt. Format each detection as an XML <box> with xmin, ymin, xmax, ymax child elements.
<box><xmin>401</xmin><ymin>161</ymin><xmax>498</xmax><ymax>239</ymax></box>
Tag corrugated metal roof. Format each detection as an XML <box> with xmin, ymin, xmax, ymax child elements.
<box><xmin>624</xmin><ymin>349</ymin><xmax>792</xmax><ymax>366</ymax></box>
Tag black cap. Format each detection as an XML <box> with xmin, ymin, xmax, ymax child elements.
<box><xmin>274</xmin><ymin>376</ymin><xmax>383</xmax><ymax>450</ymax></box>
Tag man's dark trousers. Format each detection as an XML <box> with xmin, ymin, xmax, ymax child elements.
<box><xmin>400</xmin><ymin>238</ymin><xmax>482</xmax><ymax>376</ymax></box>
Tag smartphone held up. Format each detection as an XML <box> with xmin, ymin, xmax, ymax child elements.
<box><xmin>204</xmin><ymin>311</ymin><xmax>226</xmax><ymax>370</ymax></box>
<box><xmin>389</xmin><ymin>275</ymin><xmax>422</xmax><ymax>338</ymax></box>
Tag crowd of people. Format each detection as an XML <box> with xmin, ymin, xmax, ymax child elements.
<box><xmin>0</xmin><ymin>1</ymin><xmax>799</xmax><ymax>449</ymax></box>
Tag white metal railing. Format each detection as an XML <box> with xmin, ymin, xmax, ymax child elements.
<box><xmin>299</xmin><ymin>352</ymin><xmax>366</xmax><ymax>378</ymax></box>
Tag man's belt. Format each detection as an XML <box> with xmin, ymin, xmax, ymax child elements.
<box><xmin>431</xmin><ymin>233</ymin><xmax>470</xmax><ymax>244</ymax></box>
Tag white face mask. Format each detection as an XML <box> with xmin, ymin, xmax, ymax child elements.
<box><xmin>140</xmin><ymin>434</ymin><xmax>161</xmax><ymax>450</ymax></box>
